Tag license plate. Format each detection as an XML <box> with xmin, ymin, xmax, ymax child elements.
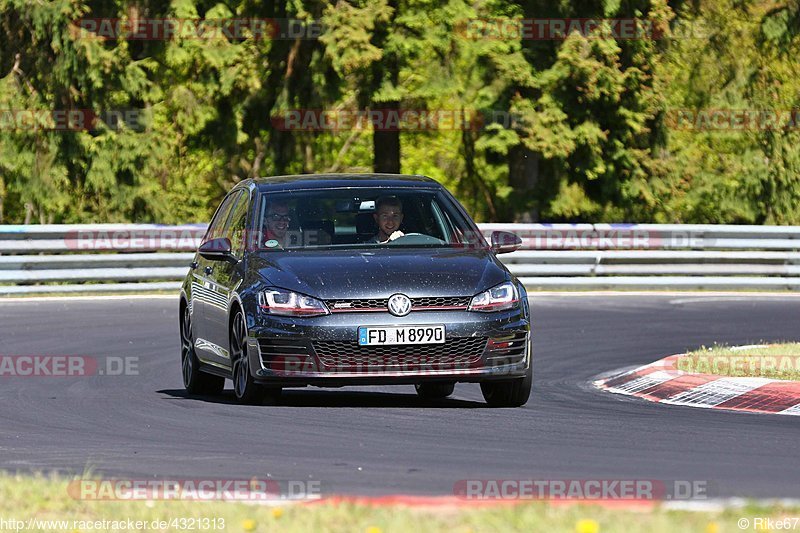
<box><xmin>358</xmin><ymin>325</ymin><xmax>445</xmax><ymax>346</ymax></box>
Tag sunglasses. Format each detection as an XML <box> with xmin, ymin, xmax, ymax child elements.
<box><xmin>267</xmin><ymin>214</ymin><xmax>292</xmax><ymax>222</ymax></box>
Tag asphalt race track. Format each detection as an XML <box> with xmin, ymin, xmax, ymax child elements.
<box><xmin>1</xmin><ymin>294</ymin><xmax>798</xmax><ymax>498</ymax></box>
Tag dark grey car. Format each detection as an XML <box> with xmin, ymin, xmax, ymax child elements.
<box><xmin>179</xmin><ymin>174</ymin><xmax>532</xmax><ymax>407</ymax></box>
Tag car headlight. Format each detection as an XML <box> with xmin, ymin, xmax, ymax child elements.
<box><xmin>258</xmin><ymin>288</ymin><xmax>329</xmax><ymax>317</ymax></box>
<box><xmin>469</xmin><ymin>282</ymin><xmax>519</xmax><ymax>312</ymax></box>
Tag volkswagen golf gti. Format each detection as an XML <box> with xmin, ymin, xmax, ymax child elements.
<box><xmin>179</xmin><ymin>174</ymin><xmax>532</xmax><ymax>407</ymax></box>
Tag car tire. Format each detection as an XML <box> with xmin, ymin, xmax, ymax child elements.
<box><xmin>480</xmin><ymin>363</ymin><xmax>532</xmax><ymax>407</ymax></box>
<box><xmin>230</xmin><ymin>309</ymin><xmax>281</xmax><ymax>405</ymax></box>
<box><xmin>181</xmin><ymin>304</ymin><xmax>225</xmax><ymax>396</ymax></box>
<box><xmin>414</xmin><ymin>382</ymin><xmax>455</xmax><ymax>399</ymax></box>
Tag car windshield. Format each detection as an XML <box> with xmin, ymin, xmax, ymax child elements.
<box><xmin>253</xmin><ymin>188</ymin><xmax>485</xmax><ymax>251</ymax></box>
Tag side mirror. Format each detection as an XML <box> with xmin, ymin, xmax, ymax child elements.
<box><xmin>490</xmin><ymin>231</ymin><xmax>522</xmax><ymax>254</ymax></box>
<box><xmin>199</xmin><ymin>237</ymin><xmax>238</xmax><ymax>263</ymax></box>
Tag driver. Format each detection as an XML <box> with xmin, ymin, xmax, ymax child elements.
<box><xmin>263</xmin><ymin>201</ymin><xmax>291</xmax><ymax>248</ymax></box>
<box><xmin>368</xmin><ymin>196</ymin><xmax>405</xmax><ymax>243</ymax></box>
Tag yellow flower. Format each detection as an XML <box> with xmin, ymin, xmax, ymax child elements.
<box><xmin>575</xmin><ymin>519</ymin><xmax>599</xmax><ymax>533</ymax></box>
<box><xmin>706</xmin><ymin>522</ymin><xmax>719</xmax><ymax>533</ymax></box>
<box><xmin>242</xmin><ymin>518</ymin><xmax>257</xmax><ymax>531</ymax></box>
<box><xmin>365</xmin><ymin>527</ymin><xmax>383</xmax><ymax>533</ymax></box>
<box><xmin>271</xmin><ymin>508</ymin><xmax>284</xmax><ymax>519</ymax></box>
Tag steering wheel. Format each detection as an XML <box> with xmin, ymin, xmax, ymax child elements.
<box><xmin>387</xmin><ymin>233</ymin><xmax>446</xmax><ymax>245</ymax></box>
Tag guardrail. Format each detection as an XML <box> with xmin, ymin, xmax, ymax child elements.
<box><xmin>1</xmin><ymin>223</ymin><xmax>799</xmax><ymax>294</ymax></box>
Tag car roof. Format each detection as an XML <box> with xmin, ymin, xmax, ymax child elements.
<box><xmin>252</xmin><ymin>173</ymin><xmax>442</xmax><ymax>192</ymax></box>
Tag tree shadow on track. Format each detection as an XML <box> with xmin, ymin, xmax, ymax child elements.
<box><xmin>157</xmin><ymin>389</ymin><xmax>486</xmax><ymax>408</ymax></box>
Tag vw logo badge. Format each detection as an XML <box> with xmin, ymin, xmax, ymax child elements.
<box><xmin>387</xmin><ymin>294</ymin><xmax>412</xmax><ymax>317</ymax></box>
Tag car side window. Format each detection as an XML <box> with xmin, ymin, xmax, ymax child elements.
<box><xmin>204</xmin><ymin>193</ymin><xmax>238</xmax><ymax>242</ymax></box>
<box><xmin>225</xmin><ymin>190</ymin><xmax>250</xmax><ymax>257</ymax></box>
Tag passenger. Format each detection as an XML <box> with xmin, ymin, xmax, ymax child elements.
<box><xmin>368</xmin><ymin>196</ymin><xmax>405</xmax><ymax>243</ymax></box>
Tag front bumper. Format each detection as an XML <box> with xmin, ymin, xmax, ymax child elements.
<box><xmin>245</xmin><ymin>308</ymin><xmax>531</xmax><ymax>387</ymax></box>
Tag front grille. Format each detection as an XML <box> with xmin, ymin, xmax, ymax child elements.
<box><xmin>485</xmin><ymin>332</ymin><xmax>528</xmax><ymax>366</ymax></box>
<box><xmin>327</xmin><ymin>298</ymin><xmax>387</xmax><ymax>311</ymax></box>
<box><xmin>326</xmin><ymin>296</ymin><xmax>471</xmax><ymax>312</ymax></box>
<box><xmin>413</xmin><ymin>296</ymin><xmax>471</xmax><ymax>308</ymax></box>
<box><xmin>312</xmin><ymin>337</ymin><xmax>487</xmax><ymax>371</ymax></box>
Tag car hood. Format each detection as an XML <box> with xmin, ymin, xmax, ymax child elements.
<box><xmin>249</xmin><ymin>248</ymin><xmax>509</xmax><ymax>299</ymax></box>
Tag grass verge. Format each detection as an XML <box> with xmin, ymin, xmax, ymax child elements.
<box><xmin>0</xmin><ymin>474</ymin><xmax>798</xmax><ymax>532</ymax></box>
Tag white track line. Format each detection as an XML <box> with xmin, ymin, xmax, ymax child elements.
<box><xmin>0</xmin><ymin>294</ymin><xmax>177</xmax><ymax>303</ymax></box>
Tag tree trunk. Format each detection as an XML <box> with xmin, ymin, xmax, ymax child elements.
<box><xmin>373</xmin><ymin>101</ymin><xmax>400</xmax><ymax>173</ymax></box>
<box><xmin>462</xmin><ymin>126</ymin><xmax>497</xmax><ymax>221</ymax></box>
<box><xmin>370</xmin><ymin>0</ymin><xmax>400</xmax><ymax>174</ymax></box>
<box><xmin>508</xmin><ymin>145</ymin><xmax>540</xmax><ymax>222</ymax></box>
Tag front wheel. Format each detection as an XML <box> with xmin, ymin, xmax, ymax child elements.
<box><xmin>230</xmin><ymin>310</ymin><xmax>280</xmax><ymax>405</ymax></box>
<box><xmin>180</xmin><ymin>305</ymin><xmax>224</xmax><ymax>396</ymax></box>
<box><xmin>480</xmin><ymin>364</ymin><xmax>532</xmax><ymax>407</ymax></box>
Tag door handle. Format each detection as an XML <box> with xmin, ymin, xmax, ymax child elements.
<box><xmin>204</xmin><ymin>266</ymin><xmax>214</xmax><ymax>275</ymax></box>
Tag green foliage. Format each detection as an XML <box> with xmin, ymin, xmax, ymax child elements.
<box><xmin>320</xmin><ymin>0</ymin><xmax>392</xmax><ymax>74</ymax></box>
<box><xmin>0</xmin><ymin>0</ymin><xmax>798</xmax><ymax>223</ymax></box>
